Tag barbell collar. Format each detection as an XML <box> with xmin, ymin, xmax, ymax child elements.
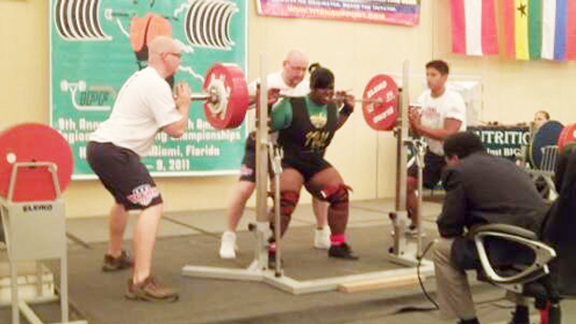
<box><xmin>190</xmin><ymin>87</ymin><xmax>220</xmax><ymax>104</ymax></box>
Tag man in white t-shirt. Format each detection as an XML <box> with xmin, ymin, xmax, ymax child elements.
<box><xmin>407</xmin><ymin>60</ymin><xmax>466</xmax><ymax>234</ymax></box>
<box><xmin>87</xmin><ymin>36</ymin><xmax>190</xmax><ymax>302</ymax></box>
<box><xmin>219</xmin><ymin>50</ymin><xmax>330</xmax><ymax>259</ymax></box>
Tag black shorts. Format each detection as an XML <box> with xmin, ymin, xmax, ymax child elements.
<box><xmin>282</xmin><ymin>153</ymin><xmax>332</xmax><ymax>183</ymax></box>
<box><xmin>238</xmin><ymin>135</ymin><xmax>275</xmax><ymax>182</ymax></box>
<box><xmin>87</xmin><ymin>142</ymin><xmax>163</xmax><ymax>210</ymax></box>
<box><xmin>408</xmin><ymin>149</ymin><xmax>446</xmax><ymax>189</ymax></box>
<box><xmin>239</xmin><ymin>135</ymin><xmax>257</xmax><ymax>182</ymax></box>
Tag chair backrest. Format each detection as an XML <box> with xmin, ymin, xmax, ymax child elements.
<box><xmin>540</xmin><ymin>145</ymin><xmax>559</xmax><ymax>172</ymax></box>
<box><xmin>471</xmin><ymin>224</ymin><xmax>556</xmax><ymax>292</ymax></box>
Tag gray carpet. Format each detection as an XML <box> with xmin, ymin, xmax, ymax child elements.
<box><xmin>0</xmin><ymin>225</ymin><xmax>537</xmax><ymax>324</ymax></box>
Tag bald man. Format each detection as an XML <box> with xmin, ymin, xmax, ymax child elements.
<box><xmin>219</xmin><ymin>50</ymin><xmax>331</xmax><ymax>259</ymax></box>
<box><xmin>87</xmin><ymin>36</ymin><xmax>190</xmax><ymax>302</ymax></box>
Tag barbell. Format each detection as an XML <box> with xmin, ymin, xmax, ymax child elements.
<box><xmin>194</xmin><ymin>63</ymin><xmax>401</xmax><ymax>131</ymax></box>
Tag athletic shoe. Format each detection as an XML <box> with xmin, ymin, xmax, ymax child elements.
<box><xmin>125</xmin><ymin>276</ymin><xmax>179</xmax><ymax>302</ymax></box>
<box><xmin>314</xmin><ymin>226</ymin><xmax>331</xmax><ymax>249</ymax></box>
<box><xmin>328</xmin><ymin>243</ymin><xmax>359</xmax><ymax>260</ymax></box>
<box><xmin>102</xmin><ymin>250</ymin><xmax>133</xmax><ymax>272</ymax></box>
<box><xmin>219</xmin><ymin>231</ymin><xmax>238</xmax><ymax>259</ymax></box>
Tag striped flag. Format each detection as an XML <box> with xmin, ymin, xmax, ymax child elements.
<box><xmin>451</xmin><ymin>0</ymin><xmax>499</xmax><ymax>56</ymax></box>
<box><xmin>504</xmin><ymin>0</ymin><xmax>576</xmax><ymax>61</ymax></box>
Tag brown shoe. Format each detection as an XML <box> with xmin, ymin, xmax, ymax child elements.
<box><xmin>102</xmin><ymin>250</ymin><xmax>133</xmax><ymax>272</ymax></box>
<box><xmin>125</xmin><ymin>276</ymin><xmax>179</xmax><ymax>302</ymax></box>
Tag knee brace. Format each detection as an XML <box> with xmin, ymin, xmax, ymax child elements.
<box><xmin>280</xmin><ymin>191</ymin><xmax>299</xmax><ymax>216</ymax></box>
<box><xmin>320</xmin><ymin>184</ymin><xmax>350</xmax><ymax>208</ymax></box>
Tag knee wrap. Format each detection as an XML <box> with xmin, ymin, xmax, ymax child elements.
<box><xmin>280</xmin><ymin>191</ymin><xmax>299</xmax><ymax>216</ymax></box>
<box><xmin>320</xmin><ymin>185</ymin><xmax>349</xmax><ymax>207</ymax></box>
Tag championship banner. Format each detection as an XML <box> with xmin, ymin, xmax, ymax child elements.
<box><xmin>49</xmin><ymin>0</ymin><xmax>247</xmax><ymax>179</ymax></box>
<box><xmin>256</xmin><ymin>0</ymin><xmax>421</xmax><ymax>26</ymax></box>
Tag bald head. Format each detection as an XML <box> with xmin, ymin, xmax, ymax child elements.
<box><xmin>148</xmin><ymin>36</ymin><xmax>181</xmax><ymax>79</ymax></box>
<box><xmin>149</xmin><ymin>36</ymin><xmax>180</xmax><ymax>58</ymax></box>
<box><xmin>282</xmin><ymin>50</ymin><xmax>309</xmax><ymax>87</ymax></box>
<box><xmin>285</xmin><ymin>50</ymin><xmax>308</xmax><ymax>65</ymax></box>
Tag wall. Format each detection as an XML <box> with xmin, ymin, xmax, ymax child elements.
<box><xmin>0</xmin><ymin>0</ymin><xmax>575</xmax><ymax>217</ymax></box>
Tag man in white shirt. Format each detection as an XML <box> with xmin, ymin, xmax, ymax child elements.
<box><xmin>407</xmin><ymin>60</ymin><xmax>466</xmax><ymax>233</ymax></box>
<box><xmin>87</xmin><ymin>36</ymin><xmax>190</xmax><ymax>302</ymax></box>
<box><xmin>219</xmin><ymin>50</ymin><xmax>330</xmax><ymax>259</ymax></box>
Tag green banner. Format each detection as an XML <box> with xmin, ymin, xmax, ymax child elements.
<box><xmin>49</xmin><ymin>0</ymin><xmax>247</xmax><ymax>178</ymax></box>
<box><xmin>469</xmin><ymin>125</ymin><xmax>530</xmax><ymax>160</ymax></box>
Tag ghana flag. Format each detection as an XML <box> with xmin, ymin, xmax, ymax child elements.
<box><xmin>503</xmin><ymin>0</ymin><xmax>576</xmax><ymax>61</ymax></box>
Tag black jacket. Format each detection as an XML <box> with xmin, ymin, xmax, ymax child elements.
<box><xmin>437</xmin><ymin>152</ymin><xmax>548</xmax><ymax>270</ymax></box>
<box><xmin>438</xmin><ymin>152</ymin><xmax>548</xmax><ymax>237</ymax></box>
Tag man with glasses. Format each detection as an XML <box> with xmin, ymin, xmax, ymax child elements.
<box><xmin>87</xmin><ymin>36</ymin><xmax>190</xmax><ymax>302</ymax></box>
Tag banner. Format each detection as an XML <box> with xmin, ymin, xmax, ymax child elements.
<box><xmin>49</xmin><ymin>0</ymin><xmax>247</xmax><ymax>179</ymax></box>
<box><xmin>451</xmin><ymin>0</ymin><xmax>498</xmax><ymax>56</ymax></box>
<box><xmin>469</xmin><ymin>125</ymin><xmax>530</xmax><ymax>161</ymax></box>
<box><xmin>502</xmin><ymin>0</ymin><xmax>576</xmax><ymax>61</ymax></box>
<box><xmin>257</xmin><ymin>0</ymin><xmax>421</xmax><ymax>26</ymax></box>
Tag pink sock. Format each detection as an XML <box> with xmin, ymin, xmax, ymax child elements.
<box><xmin>330</xmin><ymin>234</ymin><xmax>346</xmax><ymax>246</ymax></box>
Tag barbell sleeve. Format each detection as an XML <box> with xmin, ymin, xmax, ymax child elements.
<box><xmin>190</xmin><ymin>94</ymin><xmax>211</xmax><ymax>101</ymax></box>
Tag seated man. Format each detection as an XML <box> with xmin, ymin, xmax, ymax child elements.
<box><xmin>541</xmin><ymin>141</ymin><xmax>576</xmax><ymax>296</ymax></box>
<box><xmin>433</xmin><ymin>132</ymin><xmax>548</xmax><ymax>324</ymax></box>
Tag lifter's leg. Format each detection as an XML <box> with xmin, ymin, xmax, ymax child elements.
<box><xmin>270</xmin><ymin>168</ymin><xmax>304</xmax><ymax>236</ymax></box>
<box><xmin>407</xmin><ymin>175</ymin><xmax>419</xmax><ymax>228</ymax></box>
<box><xmin>267</xmin><ymin>168</ymin><xmax>304</xmax><ymax>267</ymax></box>
<box><xmin>309</xmin><ymin>168</ymin><xmax>358</xmax><ymax>260</ymax></box>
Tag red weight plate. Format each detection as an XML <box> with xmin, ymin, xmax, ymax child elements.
<box><xmin>558</xmin><ymin>122</ymin><xmax>576</xmax><ymax>153</ymax></box>
<box><xmin>362</xmin><ymin>74</ymin><xmax>399</xmax><ymax>131</ymax></box>
<box><xmin>203</xmin><ymin>63</ymin><xmax>249</xmax><ymax>129</ymax></box>
<box><xmin>0</xmin><ymin>123</ymin><xmax>73</xmax><ymax>202</ymax></box>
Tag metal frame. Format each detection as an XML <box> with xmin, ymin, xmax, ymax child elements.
<box><xmin>182</xmin><ymin>59</ymin><xmax>434</xmax><ymax>295</ymax></box>
<box><xmin>471</xmin><ymin>224</ymin><xmax>561</xmax><ymax>324</ymax></box>
<box><xmin>522</xmin><ymin>141</ymin><xmax>559</xmax><ymax>201</ymax></box>
<box><xmin>475</xmin><ymin>232</ymin><xmax>555</xmax><ymax>285</ymax></box>
<box><xmin>387</xmin><ymin>61</ymin><xmax>433</xmax><ymax>271</ymax></box>
<box><xmin>526</xmin><ymin>169</ymin><xmax>558</xmax><ymax>201</ymax></box>
<box><xmin>0</xmin><ymin>162</ymin><xmax>87</xmax><ymax>324</ymax></box>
